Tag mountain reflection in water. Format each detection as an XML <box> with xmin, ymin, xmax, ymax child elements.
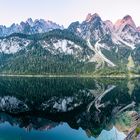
<box><xmin>0</xmin><ymin>77</ymin><xmax>140</xmax><ymax>140</ymax></box>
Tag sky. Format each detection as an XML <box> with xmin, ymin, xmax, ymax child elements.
<box><xmin>0</xmin><ymin>0</ymin><xmax>139</xmax><ymax>27</ymax></box>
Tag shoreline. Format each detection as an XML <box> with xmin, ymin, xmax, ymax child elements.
<box><xmin>0</xmin><ymin>74</ymin><xmax>140</xmax><ymax>78</ymax></box>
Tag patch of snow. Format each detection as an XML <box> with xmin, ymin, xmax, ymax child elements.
<box><xmin>77</xmin><ymin>28</ymin><xmax>82</xmax><ymax>33</ymax></box>
<box><xmin>40</xmin><ymin>39</ymin><xmax>83</xmax><ymax>58</ymax></box>
<box><xmin>115</xmin><ymin>47</ymin><xmax>118</xmax><ymax>53</ymax></box>
<box><xmin>0</xmin><ymin>37</ymin><xmax>31</xmax><ymax>54</ymax></box>
<box><xmin>99</xmin><ymin>43</ymin><xmax>111</xmax><ymax>51</ymax></box>
<box><xmin>87</xmin><ymin>39</ymin><xmax>116</xmax><ymax>67</ymax></box>
<box><xmin>112</xmin><ymin>34</ymin><xmax>136</xmax><ymax>50</ymax></box>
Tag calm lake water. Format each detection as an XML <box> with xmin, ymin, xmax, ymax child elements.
<box><xmin>0</xmin><ymin>77</ymin><xmax>139</xmax><ymax>140</ymax></box>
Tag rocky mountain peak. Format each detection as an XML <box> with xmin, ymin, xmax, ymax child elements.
<box><xmin>0</xmin><ymin>18</ymin><xmax>63</xmax><ymax>37</ymax></box>
<box><xmin>85</xmin><ymin>13</ymin><xmax>101</xmax><ymax>22</ymax></box>
<box><xmin>123</xmin><ymin>15</ymin><xmax>132</xmax><ymax>21</ymax></box>
<box><xmin>114</xmin><ymin>15</ymin><xmax>136</xmax><ymax>32</ymax></box>
<box><xmin>122</xmin><ymin>15</ymin><xmax>136</xmax><ymax>27</ymax></box>
<box><xmin>26</xmin><ymin>18</ymin><xmax>34</xmax><ymax>26</ymax></box>
<box><xmin>104</xmin><ymin>20</ymin><xmax>114</xmax><ymax>31</ymax></box>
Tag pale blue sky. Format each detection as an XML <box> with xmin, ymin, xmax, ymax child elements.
<box><xmin>0</xmin><ymin>0</ymin><xmax>139</xmax><ymax>27</ymax></box>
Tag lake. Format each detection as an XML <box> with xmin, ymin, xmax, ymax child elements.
<box><xmin>0</xmin><ymin>77</ymin><xmax>139</xmax><ymax>140</ymax></box>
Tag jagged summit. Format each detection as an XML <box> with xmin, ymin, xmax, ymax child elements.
<box><xmin>0</xmin><ymin>18</ymin><xmax>63</xmax><ymax>37</ymax></box>
<box><xmin>123</xmin><ymin>15</ymin><xmax>136</xmax><ymax>28</ymax></box>
<box><xmin>85</xmin><ymin>13</ymin><xmax>101</xmax><ymax>22</ymax></box>
<box><xmin>123</xmin><ymin>15</ymin><xmax>133</xmax><ymax>20</ymax></box>
<box><xmin>26</xmin><ymin>18</ymin><xmax>34</xmax><ymax>26</ymax></box>
<box><xmin>114</xmin><ymin>15</ymin><xmax>136</xmax><ymax>32</ymax></box>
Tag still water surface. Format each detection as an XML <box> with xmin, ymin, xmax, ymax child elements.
<box><xmin>0</xmin><ymin>77</ymin><xmax>139</xmax><ymax>140</ymax></box>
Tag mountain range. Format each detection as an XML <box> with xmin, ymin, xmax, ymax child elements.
<box><xmin>0</xmin><ymin>13</ymin><xmax>140</xmax><ymax>75</ymax></box>
<box><xmin>0</xmin><ymin>18</ymin><xmax>63</xmax><ymax>37</ymax></box>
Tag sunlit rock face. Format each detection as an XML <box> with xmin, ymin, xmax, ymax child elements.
<box><xmin>114</xmin><ymin>15</ymin><xmax>136</xmax><ymax>32</ymax></box>
<box><xmin>68</xmin><ymin>13</ymin><xmax>111</xmax><ymax>42</ymax></box>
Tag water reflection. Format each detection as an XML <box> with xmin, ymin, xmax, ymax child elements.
<box><xmin>0</xmin><ymin>77</ymin><xmax>139</xmax><ymax>139</ymax></box>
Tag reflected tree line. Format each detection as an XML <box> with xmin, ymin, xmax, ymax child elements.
<box><xmin>0</xmin><ymin>77</ymin><xmax>140</xmax><ymax>138</ymax></box>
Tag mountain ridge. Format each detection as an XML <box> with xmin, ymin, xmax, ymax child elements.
<box><xmin>0</xmin><ymin>13</ymin><xmax>140</xmax><ymax>75</ymax></box>
<box><xmin>0</xmin><ymin>18</ymin><xmax>63</xmax><ymax>37</ymax></box>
